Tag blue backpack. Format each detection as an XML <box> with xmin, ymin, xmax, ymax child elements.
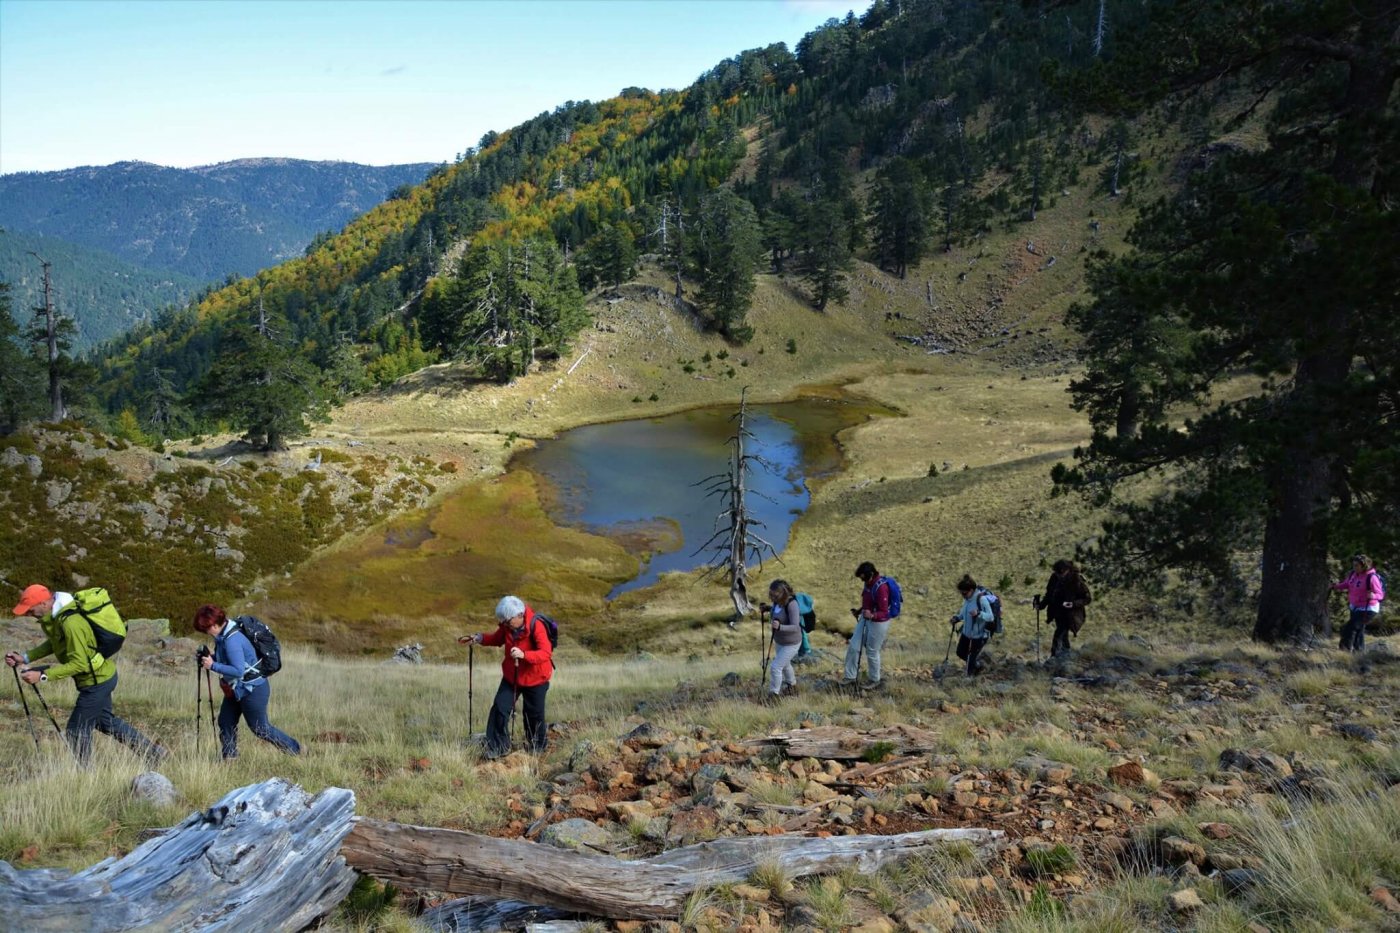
<box><xmin>877</xmin><ymin>576</ymin><xmax>903</xmax><ymax>619</ymax></box>
<box><xmin>794</xmin><ymin>593</ymin><xmax>817</xmax><ymax>632</ymax></box>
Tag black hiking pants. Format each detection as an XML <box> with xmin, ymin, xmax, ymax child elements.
<box><xmin>956</xmin><ymin>635</ymin><xmax>989</xmax><ymax>675</ymax></box>
<box><xmin>485</xmin><ymin>679</ymin><xmax>548</xmax><ymax>757</ymax></box>
<box><xmin>1051</xmin><ymin>620</ymin><xmax>1074</xmax><ymax>657</ymax></box>
<box><xmin>1340</xmin><ymin>609</ymin><xmax>1374</xmax><ymax>652</ymax></box>
<box><xmin>68</xmin><ymin>672</ymin><xmax>161</xmax><ymax>763</ymax></box>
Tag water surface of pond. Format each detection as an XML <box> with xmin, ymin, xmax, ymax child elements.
<box><xmin>520</xmin><ymin>395</ymin><xmax>880</xmax><ymax>595</ymax></box>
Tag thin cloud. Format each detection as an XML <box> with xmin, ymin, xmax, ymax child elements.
<box><xmin>380</xmin><ymin>65</ymin><xmax>406</xmax><ymax>77</ymax></box>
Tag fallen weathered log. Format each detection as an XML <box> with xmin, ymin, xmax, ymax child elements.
<box><xmin>420</xmin><ymin>896</ymin><xmax>574</xmax><ymax>932</ymax></box>
<box><xmin>0</xmin><ymin>779</ymin><xmax>357</xmax><ymax>932</ymax></box>
<box><xmin>345</xmin><ymin>818</ymin><xmax>1002</xmax><ymax>920</ymax></box>
<box><xmin>744</xmin><ymin>724</ymin><xmax>941</xmax><ymax>759</ymax></box>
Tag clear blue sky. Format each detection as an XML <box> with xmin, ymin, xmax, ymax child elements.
<box><xmin>0</xmin><ymin>0</ymin><xmax>867</xmax><ymax>174</ymax></box>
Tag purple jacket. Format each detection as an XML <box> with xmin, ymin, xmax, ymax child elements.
<box><xmin>1332</xmin><ymin>569</ymin><xmax>1384</xmax><ymax>610</ymax></box>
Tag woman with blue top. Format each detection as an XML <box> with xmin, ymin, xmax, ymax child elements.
<box><xmin>950</xmin><ymin>574</ymin><xmax>995</xmax><ymax>676</ymax></box>
<box><xmin>193</xmin><ymin>604</ymin><xmax>301</xmax><ymax>759</ymax></box>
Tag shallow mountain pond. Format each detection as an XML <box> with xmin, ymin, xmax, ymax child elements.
<box><xmin>519</xmin><ymin>394</ymin><xmax>881</xmax><ymax>596</ymax></box>
<box><xmin>258</xmin><ymin>390</ymin><xmax>889</xmax><ymax>650</ymax></box>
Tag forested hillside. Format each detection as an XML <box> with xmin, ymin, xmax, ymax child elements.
<box><xmin>0</xmin><ymin>158</ymin><xmax>436</xmax><ymax>281</ymax></box>
<box><xmin>0</xmin><ymin>229</ymin><xmax>202</xmax><ymax>350</ymax></box>
<box><xmin>88</xmin><ymin>0</ymin><xmax>1151</xmax><ymax>422</ymax></box>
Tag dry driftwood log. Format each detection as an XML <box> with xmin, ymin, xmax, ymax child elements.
<box><xmin>345</xmin><ymin>818</ymin><xmax>1002</xmax><ymax>920</ymax></box>
<box><xmin>744</xmin><ymin>724</ymin><xmax>941</xmax><ymax>759</ymax></box>
<box><xmin>420</xmin><ymin>896</ymin><xmax>574</xmax><ymax>932</ymax></box>
<box><xmin>0</xmin><ymin>779</ymin><xmax>357</xmax><ymax>932</ymax></box>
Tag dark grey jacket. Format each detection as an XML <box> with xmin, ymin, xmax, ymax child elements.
<box><xmin>771</xmin><ymin>599</ymin><xmax>803</xmax><ymax>647</ymax></box>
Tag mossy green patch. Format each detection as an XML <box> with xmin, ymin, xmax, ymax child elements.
<box><xmin>251</xmin><ymin>469</ymin><xmax>638</xmax><ymax>654</ymax></box>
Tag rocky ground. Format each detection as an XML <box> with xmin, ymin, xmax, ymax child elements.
<box><xmin>400</xmin><ymin>636</ymin><xmax>1400</xmax><ymax>932</ymax></box>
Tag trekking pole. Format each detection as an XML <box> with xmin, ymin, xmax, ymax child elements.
<box><xmin>12</xmin><ymin>664</ymin><xmax>41</xmax><ymax>752</ymax></box>
<box><xmin>1035</xmin><ymin>601</ymin><xmax>1042</xmax><ymax>664</ymax></box>
<box><xmin>195</xmin><ymin>654</ymin><xmax>203</xmax><ymax>754</ymax></box>
<box><xmin>29</xmin><ymin>680</ymin><xmax>64</xmax><ymax>738</ymax></box>
<box><xmin>468</xmin><ymin>640</ymin><xmax>475</xmax><ymax>735</ymax></box>
<box><xmin>934</xmin><ymin>623</ymin><xmax>956</xmax><ymax>682</ymax></box>
<box><xmin>510</xmin><ymin>656</ymin><xmax>520</xmax><ymax>750</ymax></box>
<box><xmin>205</xmin><ymin>668</ymin><xmax>216</xmax><ymax>734</ymax></box>
<box><xmin>760</xmin><ymin>610</ymin><xmax>773</xmax><ymax>688</ymax></box>
<box><xmin>852</xmin><ymin>615</ymin><xmax>866</xmax><ymax>691</ymax></box>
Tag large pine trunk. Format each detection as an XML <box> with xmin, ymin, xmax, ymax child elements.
<box><xmin>1254</xmin><ymin>452</ymin><xmax>1333</xmax><ymax>643</ymax></box>
<box><xmin>1253</xmin><ymin>348</ymin><xmax>1349</xmax><ymax>643</ymax></box>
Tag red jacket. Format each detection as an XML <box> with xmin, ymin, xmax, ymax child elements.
<box><xmin>480</xmin><ymin>606</ymin><xmax>554</xmax><ymax>687</ymax></box>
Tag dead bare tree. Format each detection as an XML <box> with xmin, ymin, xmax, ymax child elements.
<box><xmin>27</xmin><ymin>253</ymin><xmax>67</xmax><ymax>422</ymax></box>
<box><xmin>694</xmin><ymin>389</ymin><xmax>780</xmax><ymax>630</ymax></box>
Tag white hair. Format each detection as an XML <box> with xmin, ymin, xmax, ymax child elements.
<box><xmin>495</xmin><ymin>595</ymin><xmax>526</xmax><ymax>621</ymax></box>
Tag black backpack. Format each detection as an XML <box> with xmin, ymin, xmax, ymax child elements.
<box><xmin>794</xmin><ymin>593</ymin><xmax>817</xmax><ymax>633</ymax></box>
<box><xmin>234</xmin><ymin>615</ymin><xmax>282</xmax><ymax>678</ymax></box>
<box><xmin>977</xmin><ymin>589</ymin><xmax>1004</xmax><ymax>636</ymax></box>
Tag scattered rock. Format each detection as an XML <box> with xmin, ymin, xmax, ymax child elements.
<box><xmin>1168</xmin><ymin>888</ymin><xmax>1204</xmax><ymax>913</ymax></box>
<box><xmin>1107</xmin><ymin>760</ymin><xmax>1145</xmax><ymax>786</ymax></box>
<box><xmin>1334</xmin><ymin>723</ymin><xmax>1379</xmax><ymax>742</ymax></box>
<box><xmin>130</xmin><ymin>771</ymin><xmax>177</xmax><ymax>807</ymax></box>
<box><xmin>1160</xmin><ymin>836</ymin><xmax>1206</xmax><ymax>867</ymax></box>
<box><xmin>1100</xmin><ymin>791</ymin><xmax>1135</xmax><ymax>814</ymax></box>
<box><xmin>386</xmin><ymin>643</ymin><xmax>423</xmax><ymax>664</ymax></box>
<box><xmin>568</xmin><ymin>794</ymin><xmax>601</xmax><ymax>815</ymax></box>
<box><xmin>623</xmin><ymin>722</ymin><xmax>676</xmax><ymax>748</ymax></box>
<box><xmin>1219</xmin><ymin>868</ymin><xmax>1261</xmax><ymax>896</ymax></box>
<box><xmin>1198</xmin><ymin>821</ymin><xmax>1233</xmax><ymax>840</ymax></box>
<box><xmin>1371</xmin><ymin>886</ymin><xmax>1400</xmax><ymax>914</ymax></box>
<box><xmin>539</xmin><ymin>818</ymin><xmax>614</xmax><ymax>852</ymax></box>
<box><xmin>1218</xmin><ymin>748</ymin><xmax>1292</xmax><ymax>778</ymax></box>
<box><xmin>691</xmin><ymin>763</ymin><xmax>729</xmax><ymax>797</ymax></box>
<box><xmin>732</xmin><ymin>884</ymin><xmax>770</xmax><ymax>903</ymax></box>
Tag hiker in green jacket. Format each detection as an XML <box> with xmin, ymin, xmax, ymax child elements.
<box><xmin>5</xmin><ymin>584</ymin><xmax>165</xmax><ymax>764</ymax></box>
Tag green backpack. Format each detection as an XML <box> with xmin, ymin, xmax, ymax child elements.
<box><xmin>58</xmin><ymin>587</ymin><xmax>127</xmax><ymax>661</ymax></box>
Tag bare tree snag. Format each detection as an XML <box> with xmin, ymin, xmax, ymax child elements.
<box><xmin>695</xmin><ymin>388</ymin><xmax>780</xmax><ymax>623</ymax></box>
<box><xmin>0</xmin><ymin>779</ymin><xmax>357</xmax><ymax>932</ymax></box>
<box><xmin>344</xmin><ymin>819</ymin><xmax>1003</xmax><ymax>920</ymax></box>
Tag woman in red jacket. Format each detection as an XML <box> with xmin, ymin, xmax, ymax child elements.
<box><xmin>459</xmin><ymin>595</ymin><xmax>553</xmax><ymax>758</ymax></box>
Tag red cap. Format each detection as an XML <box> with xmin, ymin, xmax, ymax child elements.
<box><xmin>13</xmin><ymin>584</ymin><xmax>52</xmax><ymax>616</ymax></box>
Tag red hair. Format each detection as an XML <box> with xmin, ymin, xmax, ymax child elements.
<box><xmin>192</xmin><ymin>604</ymin><xmax>228</xmax><ymax>634</ymax></box>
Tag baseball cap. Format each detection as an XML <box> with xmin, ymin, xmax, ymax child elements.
<box><xmin>13</xmin><ymin>584</ymin><xmax>53</xmax><ymax>616</ymax></box>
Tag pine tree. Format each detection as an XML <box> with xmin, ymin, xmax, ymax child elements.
<box><xmin>139</xmin><ymin>366</ymin><xmax>190</xmax><ymax>439</ymax></box>
<box><xmin>450</xmin><ymin>238</ymin><xmax>586</xmax><ymax>382</ymax></box>
<box><xmin>868</xmin><ymin>158</ymin><xmax>931</xmax><ymax>279</ymax></box>
<box><xmin>576</xmin><ymin>223</ymin><xmax>638</xmax><ymax>291</ymax></box>
<box><xmin>197</xmin><ymin>293</ymin><xmax>327</xmax><ymax>451</ymax></box>
<box><xmin>691</xmin><ymin>189</ymin><xmax>763</xmax><ymax>343</ymax></box>
<box><xmin>1054</xmin><ymin>0</ymin><xmax>1400</xmax><ymax>644</ymax></box>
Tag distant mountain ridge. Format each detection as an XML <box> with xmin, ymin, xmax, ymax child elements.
<box><xmin>0</xmin><ymin>158</ymin><xmax>438</xmax><ymax>282</ymax></box>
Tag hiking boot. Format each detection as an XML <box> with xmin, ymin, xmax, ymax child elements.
<box><xmin>859</xmin><ymin>679</ymin><xmax>884</xmax><ymax>692</ymax></box>
<box><xmin>781</xmin><ymin>683</ymin><xmax>799</xmax><ymax>697</ymax></box>
<box><xmin>838</xmin><ymin>678</ymin><xmax>858</xmax><ymax>687</ymax></box>
<box><xmin>760</xmin><ymin>691</ymin><xmax>782</xmax><ymax>706</ymax></box>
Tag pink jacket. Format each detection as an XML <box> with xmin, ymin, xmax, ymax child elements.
<box><xmin>1332</xmin><ymin>570</ymin><xmax>1384</xmax><ymax>610</ymax></box>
